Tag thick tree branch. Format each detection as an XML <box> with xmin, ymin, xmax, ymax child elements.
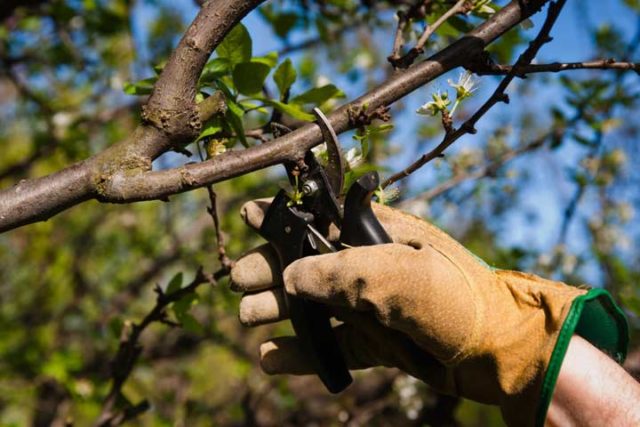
<box><xmin>97</xmin><ymin>0</ymin><xmax>553</xmax><ymax>203</ymax></box>
<box><xmin>142</xmin><ymin>0</ymin><xmax>264</xmax><ymax>155</ymax></box>
<box><xmin>0</xmin><ymin>0</ymin><xmax>550</xmax><ymax>232</ymax></box>
<box><xmin>0</xmin><ymin>0</ymin><xmax>260</xmax><ymax>232</ymax></box>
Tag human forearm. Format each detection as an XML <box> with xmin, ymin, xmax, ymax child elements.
<box><xmin>547</xmin><ymin>335</ymin><xmax>640</xmax><ymax>426</ymax></box>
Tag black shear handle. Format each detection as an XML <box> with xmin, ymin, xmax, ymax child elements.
<box><xmin>341</xmin><ymin>172</ymin><xmax>392</xmax><ymax>247</ymax></box>
<box><xmin>259</xmin><ymin>190</ymin><xmax>352</xmax><ymax>394</ymax></box>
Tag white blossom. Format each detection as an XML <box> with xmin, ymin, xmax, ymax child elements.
<box><xmin>448</xmin><ymin>70</ymin><xmax>478</xmax><ymax>101</ymax></box>
<box><xmin>416</xmin><ymin>90</ymin><xmax>450</xmax><ymax>116</ymax></box>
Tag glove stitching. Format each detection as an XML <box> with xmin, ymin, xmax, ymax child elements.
<box><xmin>425</xmin><ymin>242</ymin><xmax>481</xmax><ymax>366</ymax></box>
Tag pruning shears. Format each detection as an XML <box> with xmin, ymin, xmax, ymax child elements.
<box><xmin>259</xmin><ymin>108</ymin><xmax>392</xmax><ymax>393</ymax></box>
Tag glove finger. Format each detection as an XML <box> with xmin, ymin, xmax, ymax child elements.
<box><xmin>259</xmin><ymin>321</ymin><xmax>382</xmax><ymax>375</ymax></box>
<box><xmin>283</xmin><ymin>243</ymin><xmax>475</xmax><ymax>363</ymax></box>
<box><xmin>239</xmin><ymin>288</ymin><xmax>288</xmax><ymax>327</ymax></box>
<box><xmin>230</xmin><ymin>244</ymin><xmax>282</xmax><ymax>292</ymax></box>
<box><xmin>259</xmin><ymin>313</ymin><xmax>447</xmax><ymax>383</ymax></box>
<box><xmin>240</xmin><ymin>198</ymin><xmax>273</xmax><ymax>231</ymax></box>
<box><xmin>240</xmin><ymin>198</ymin><xmax>428</xmax><ymax>245</ymax></box>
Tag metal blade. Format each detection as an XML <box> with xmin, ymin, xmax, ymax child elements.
<box><xmin>313</xmin><ymin>108</ymin><xmax>345</xmax><ymax>198</ymax></box>
<box><xmin>306</xmin><ymin>224</ymin><xmax>338</xmax><ymax>254</ymax></box>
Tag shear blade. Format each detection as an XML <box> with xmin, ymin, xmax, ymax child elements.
<box><xmin>313</xmin><ymin>108</ymin><xmax>345</xmax><ymax>198</ymax></box>
<box><xmin>306</xmin><ymin>224</ymin><xmax>337</xmax><ymax>254</ymax></box>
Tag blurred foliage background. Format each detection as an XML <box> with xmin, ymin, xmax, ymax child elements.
<box><xmin>1</xmin><ymin>0</ymin><xmax>639</xmax><ymax>425</ymax></box>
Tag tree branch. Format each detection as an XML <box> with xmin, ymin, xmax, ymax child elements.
<box><xmin>0</xmin><ymin>0</ymin><xmax>551</xmax><ymax>232</ymax></box>
<box><xmin>96</xmin><ymin>0</ymin><xmax>553</xmax><ymax>203</ymax></box>
<box><xmin>472</xmin><ymin>58</ymin><xmax>640</xmax><ymax>76</ymax></box>
<box><xmin>390</xmin><ymin>0</ymin><xmax>471</xmax><ymax>69</ymax></box>
<box><xmin>388</xmin><ymin>1</ymin><xmax>430</xmax><ymax>67</ymax></box>
<box><xmin>398</xmin><ymin>128</ymin><xmax>557</xmax><ymax>208</ymax></box>
<box><xmin>0</xmin><ymin>0</ymin><xmax>261</xmax><ymax>233</ymax></box>
<box><xmin>141</xmin><ymin>0</ymin><xmax>266</xmax><ymax>154</ymax></box>
<box><xmin>382</xmin><ymin>0</ymin><xmax>567</xmax><ymax>188</ymax></box>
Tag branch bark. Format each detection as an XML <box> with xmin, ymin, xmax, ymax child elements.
<box><xmin>0</xmin><ymin>0</ymin><xmax>262</xmax><ymax>232</ymax></box>
<box><xmin>0</xmin><ymin>0</ymin><xmax>550</xmax><ymax>233</ymax></box>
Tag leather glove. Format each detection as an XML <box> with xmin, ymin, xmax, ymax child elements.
<box><xmin>230</xmin><ymin>199</ymin><xmax>627</xmax><ymax>427</ymax></box>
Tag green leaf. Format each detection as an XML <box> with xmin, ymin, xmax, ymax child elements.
<box><xmin>200</xmin><ymin>58</ymin><xmax>231</xmax><ymax>83</ymax></box>
<box><xmin>197</xmin><ymin>119</ymin><xmax>222</xmax><ymax>141</ymax></box>
<box><xmin>123</xmin><ymin>77</ymin><xmax>157</xmax><ymax>95</ymax></box>
<box><xmin>232</xmin><ymin>61</ymin><xmax>271</xmax><ymax>95</ymax></box>
<box><xmin>370</xmin><ymin>124</ymin><xmax>394</xmax><ymax>134</ymax></box>
<box><xmin>226</xmin><ymin>99</ymin><xmax>248</xmax><ymax>146</ymax></box>
<box><xmin>173</xmin><ymin>292</ymin><xmax>197</xmax><ymax>321</ymax></box>
<box><xmin>262</xmin><ymin>99</ymin><xmax>315</xmax><ymax>121</ymax></box>
<box><xmin>252</xmin><ymin>51</ymin><xmax>278</xmax><ymax>68</ymax></box>
<box><xmin>153</xmin><ymin>61</ymin><xmax>167</xmax><ymax>75</ymax></box>
<box><xmin>273</xmin><ymin>13</ymin><xmax>298</xmax><ymax>38</ymax></box>
<box><xmin>239</xmin><ymin>100</ymin><xmax>269</xmax><ymax>114</ymax></box>
<box><xmin>273</xmin><ymin>59</ymin><xmax>297</xmax><ymax>97</ymax></box>
<box><xmin>172</xmin><ymin>290</ymin><xmax>203</xmax><ymax>334</ymax></box>
<box><xmin>291</xmin><ymin>84</ymin><xmax>343</xmax><ymax>105</ymax></box>
<box><xmin>217</xmin><ymin>23</ymin><xmax>252</xmax><ymax>67</ymax></box>
<box><xmin>166</xmin><ymin>272</ymin><xmax>183</xmax><ymax>295</ymax></box>
<box><xmin>445</xmin><ymin>16</ymin><xmax>473</xmax><ymax>34</ymax></box>
<box><xmin>181</xmin><ymin>313</ymin><xmax>204</xmax><ymax>334</ymax></box>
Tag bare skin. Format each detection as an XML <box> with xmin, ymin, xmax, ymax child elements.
<box><xmin>547</xmin><ymin>335</ymin><xmax>640</xmax><ymax>426</ymax></box>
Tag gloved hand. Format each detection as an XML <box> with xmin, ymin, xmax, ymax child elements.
<box><xmin>230</xmin><ymin>199</ymin><xmax>627</xmax><ymax>427</ymax></box>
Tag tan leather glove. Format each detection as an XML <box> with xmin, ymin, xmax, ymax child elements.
<box><xmin>231</xmin><ymin>200</ymin><xmax>627</xmax><ymax>427</ymax></box>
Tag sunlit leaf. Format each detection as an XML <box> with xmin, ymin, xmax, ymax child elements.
<box><xmin>226</xmin><ymin>98</ymin><xmax>248</xmax><ymax>146</ymax></box>
<box><xmin>273</xmin><ymin>59</ymin><xmax>297</xmax><ymax>97</ymax></box>
<box><xmin>261</xmin><ymin>99</ymin><xmax>315</xmax><ymax>121</ymax></box>
<box><xmin>201</xmin><ymin>58</ymin><xmax>231</xmax><ymax>83</ymax></box>
<box><xmin>197</xmin><ymin>119</ymin><xmax>223</xmax><ymax>141</ymax></box>
<box><xmin>233</xmin><ymin>61</ymin><xmax>271</xmax><ymax>95</ymax></box>
<box><xmin>166</xmin><ymin>272</ymin><xmax>183</xmax><ymax>294</ymax></box>
<box><xmin>291</xmin><ymin>84</ymin><xmax>344</xmax><ymax>105</ymax></box>
<box><xmin>123</xmin><ymin>77</ymin><xmax>157</xmax><ymax>95</ymax></box>
<box><xmin>217</xmin><ymin>23</ymin><xmax>252</xmax><ymax>66</ymax></box>
<box><xmin>252</xmin><ymin>51</ymin><xmax>279</xmax><ymax>68</ymax></box>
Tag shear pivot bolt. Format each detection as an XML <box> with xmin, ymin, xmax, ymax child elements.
<box><xmin>301</xmin><ymin>180</ymin><xmax>319</xmax><ymax>196</ymax></box>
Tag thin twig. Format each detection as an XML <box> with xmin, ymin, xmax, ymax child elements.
<box><xmin>205</xmin><ymin>185</ymin><xmax>234</xmax><ymax>271</ymax></box>
<box><xmin>95</xmin><ymin>267</ymin><xmax>218</xmax><ymax>427</ymax></box>
<box><xmin>554</xmin><ymin>16</ymin><xmax>640</xmax><ymax>251</ymax></box>
<box><xmin>195</xmin><ymin>140</ymin><xmax>234</xmax><ymax>272</ymax></box>
<box><xmin>382</xmin><ymin>0</ymin><xmax>567</xmax><ymax>188</ymax></box>
<box><xmin>400</xmin><ymin>132</ymin><xmax>549</xmax><ymax>206</ymax></box>
<box><xmin>388</xmin><ymin>1</ymin><xmax>430</xmax><ymax>65</ymax></box>
<box><xmin>400</xmin><ymin>108</ymin><xmax>588</xmax><ymax>205</ymax></box>
<box><xmin>473</xmin><ymin>59</ymin><xmax>640</xmax><ymax>76</ymax></box>
<box><xmin>389</xmin><ymin>0</ymin><xmax>470</xmax><ymax>69</ymax></box>
<box><xmin>415</xmin><ymin>0</ymin><xmax>468</xmax><ymax>52</ymax></box>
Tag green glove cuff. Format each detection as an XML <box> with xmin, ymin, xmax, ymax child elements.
<box><xmin>535</xmin><ymin>288</ymin><xmax>629</xmax><ymax>427</ymax></box>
